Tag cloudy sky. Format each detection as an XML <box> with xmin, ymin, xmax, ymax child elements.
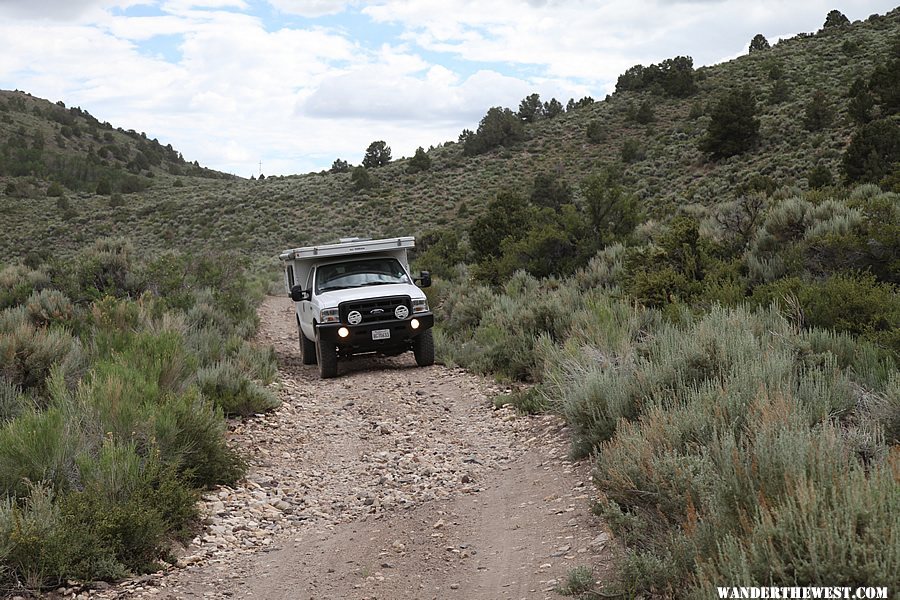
<box><xmin>0</xmin><ymin>0</ymin><xmax>895</xmax><ymax>176</ymax></box>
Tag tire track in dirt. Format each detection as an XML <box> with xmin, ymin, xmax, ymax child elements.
<box><xmin>93</xmin><ymin>296</ymin><xmax>612</xmax><ymax>600</ymax></box>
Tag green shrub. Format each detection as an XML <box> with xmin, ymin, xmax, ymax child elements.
<box><xmin>0</xmin><ymin>483</ymin><xmax>67</xmax><ymax>589</ymax></box>
<box><xmin>350</xmin><ymin>166</ymin><xmax>374</xmax><ymax>191</ymax></box>
<box><xmin>573</xmin><ymin>244</ymin><xmax>626</xmax><ymax>291</ymax></box>
<box><xmin>435</xmin><ymin>280</ymin><xmax>495</xmax><ymax>337</ymax></box>
<box><xmin>0</xmin><ymin>379</ymin><xmax>27</xmax><ymax>424</ymax></box>
<box><xmin>46</xmin><ymin>182</ymin><xmax>63</xmax><ymax>197</ymax></box>
<box><xmin>0</xmin><ymin>407</ymin><xmax>86</xmax><ymax>497</ymax></box>
<box><xmin>497</xmin><ymin>385</ymin><xmax>549</xmax><ymax>414</ymax></box>
<box><xmin>79</xmin><ymin>359</ymin><xmax>245</xmax><ymax>488</ymax></box>
<box><xmin>0</xmin><ymin>265</ymin><xmax>50</xmax><ymax>310</ymax></box>
<box><xmin>870</xmin><ymin>374</ymin><xmax>900</xmax><ymax>444</ymax></box>
<box><xmin>153</xmin><ymin>389</ymin><xmax>246</xmax><ymax>487</ymax></box>
<box><xmin>55</xmin><ymin>443</ymin><xmax>196</xmax><ymax>575</ymax></box>
<box><xmin>556</xmin><ymin>565</ymin><xmax>597</xmax><ymax>597</ymax></box>
<box><xmin>196</xmin><ymin>360</ymin><xmax>278</xmax><ymax>416</ymax></box>
<box><xmin>623</xmin><ymin>216</ymin><xmax>713</xmax><ymax>307</ymax></box>
<box><xmin>113</xmin><ymin>330</ymin><xmax>197</xmax><ymax>396</ymax></box>
<box><xmin>72</xmin><ymin>238</ymin><xmax>143</xmax><ymax>301</ymax></box>
<box><xmin>119</xmin><ymin>174</ymin><xmax>147</xmax><ymax>194</ymax></box>
<box><xmin>95</xmin><ymin>178</ymin><xmax>111</xmax><ymax>195</ymax></box>
<box><xmin>620</xmin><ymin>138</ymin><xmax>644</xmax><ymax>163</ymax></box>
<box><xmin>694</xmin><ymin>461</ymin><xmax>900</xmax><ymax>593</ymax></box>
<box><xmin>569</xmin><ymin>301</ymin><xmax>898</xmax><ymax>596</ymax></box>
<box><xmin>0</xmin><ymin>323</ymin><xmax>77</xmax><ymax>392</ymax></box>
<box><xmin>753</xmin><ymin>272</ymin><xmax>899</xmax><ymax>356</ymax></box>
<box><xmin>413</xmin><ymin>228</ymin><xmax>468</xmax><ymax>280</ymax></box>
<box><xmin>807</xmin><ymin>164</ymin><xmax>834</xmax><ymax>189</ymax></box>
<box><xmin>23</xmin><ymin>289</ymin><xmax>76</xmax><ymax>329</ymax></box>
<box><xmin>0</xmin><ymin>246</ymin><xmax>272</xmax><ymax>590</ymax></box>
<box><xmin>233</xmin><ymin>343</ymin><xmax>277</xmax><ymax>385</ymax></box>
<box><xmin>586</xmin><ymin>120</ymin><xmax>605</xmax><ymax>143</ymax></box>
<box><xmin>0</xmin><ymin>450</ymin><xmax>198</xmax><ymax>590</ymax></box>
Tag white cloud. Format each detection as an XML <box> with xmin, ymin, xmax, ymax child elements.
<box><xmin>365</xmin><ymin>0</ymin><xmax>897</xmax><ymax>89</ymax></box>
<box><xmin>301</xmin><ymin>66</ymin><xmax>534</xmax><ymax>123</ymax></box>
<box><xmin>0</xmin><ymin>0</ymin><xmax>127</xmax><ymax>20</ymax></box>
<box><xmin>162</xmin><ymin>0</ymin><xmax>248</xmax><ymax>11</ymax></box>
<box><xmin>266</xmin><ymin>0</ymin><xmax>351</xmax><ymax>17</ymax></box>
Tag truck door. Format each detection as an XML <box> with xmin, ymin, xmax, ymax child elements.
<box><xmin>299</xmin><ymin>268</ymin><xmax>316</xmax><ymax>340</ymax></box>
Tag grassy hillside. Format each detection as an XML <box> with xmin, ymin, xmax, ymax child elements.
<box><xmin>0</xmin><ymin>90</ymin><xmax>232</xmax><ymax>187</ymax></box>
<box><xmin>1</xmin><ymin>9</ymin><xmax>898</xmax><ymax>263</ymax></box>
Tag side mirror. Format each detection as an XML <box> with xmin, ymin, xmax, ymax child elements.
<box><xmin>290</xmin><ymin>285</ymin><xmax>309</xmax><ymax>302</ymax></box>
<box><xmin>415</xmin><ymin>271</ymin><xmax>432</xmax><ymax>288</ymax></box>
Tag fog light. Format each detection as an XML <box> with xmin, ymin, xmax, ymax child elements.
<box><xmin>338</xmin><ymin>327</ymin><xmax>350</xmax><ymax>338</ymax></box>
<box><xmin>410</xmin><ymin>319</ymin><xmax>420</xmax><ymax>330</ymax></box>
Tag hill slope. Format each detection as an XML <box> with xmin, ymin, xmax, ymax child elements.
<box><xmin>1</xmin><ymin>9</ymin><xmax>898</xmax><ymax>262</ymax></box>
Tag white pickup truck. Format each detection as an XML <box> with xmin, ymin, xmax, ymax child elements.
<box><xmin>279</xmin><ymin>237</ymin><xmax>434</xmax><ymax>379</ymax></box>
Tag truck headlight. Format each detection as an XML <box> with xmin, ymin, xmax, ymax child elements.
<box><xmin>320</xmin><ymin>308</ymin><xmax>340</xmax><ymax>323</ymax></box>
<box><xmin>412</xmin><ymin>298</ymin><xmax>429</xmax><ymax>313</ymax></box>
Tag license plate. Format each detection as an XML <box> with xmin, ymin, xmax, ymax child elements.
<box><xmin>372</xmin><ymin>329</ymin><xmax>391</xmax><ymax>340</ymax></box>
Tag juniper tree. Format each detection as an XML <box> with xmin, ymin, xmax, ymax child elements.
<box><xmin>330</xmin><ymin>158</ymin><xmax>350</xmax><ymax>173</ymax></box>
<box><xmin>804</xmin><ymin>90</ymin><xmax>834</xmax><ymax>131</ymax></box>
<box><xmin>407</xmin><ymin>147</ymin><xmax>431</xmax><ymax>173</ymax></box>
<box><xmin>350</xmin><ymin>166</ymin><xmax>374</xmax><ymax>191</ymax></box>
<box><xmin>362</xmin><ymin>141</ymin><xmax>391</xmax><ymax>168</ymax></box>
<box><xmin>518</xmin><ymin>94</ymin><xmax>544</xmax><ymax>123</ymax></box>
<box><xmin>543</xmin><ymin>98</ymin><xmax>564</xmax><ymax>119</ymax></box>
<box><xmin>700</xmin><ymin>86</ymin><xmax>760</xmax><ymax>159</ymax></box>
<box><xmin>823</xmin><ymin>9</ymin><xmax>850</xmax><ymax>29</ymax></box>
<box><xmin>749</xmin><ymin>34</ymin><xmax>770</xmax><ymax>53</ymax></box>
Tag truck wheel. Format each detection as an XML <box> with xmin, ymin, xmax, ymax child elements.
<box><xmin>412</xmin><ymin>329</ymin><xmax>435</xmax><ymax>367</ymax></box>
<box><xmin>316</xmin><ymin>332</ymin><xmax>338</xmax><ymax>378</ymax></box>
<box><xmin>299</xmin><ymin>324</ymin><xmax>317</xmax><ymax>365</ymax></box>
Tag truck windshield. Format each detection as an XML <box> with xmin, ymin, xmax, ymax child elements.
<box><xmin>316</xmin><ymin>258</ymin><xmax>410</xmax><ymax>293</ymax></box>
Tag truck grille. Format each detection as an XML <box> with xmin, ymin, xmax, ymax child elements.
<box><xmin>339</xmin><ymin>296</ymin><xmax>411</xmax><ymax>325</ymax></box>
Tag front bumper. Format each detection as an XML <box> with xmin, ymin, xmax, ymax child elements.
<box><xmin>317</xmin><ymin>313</ymin><xmax>434</xmax><ymax>353</ymax></box>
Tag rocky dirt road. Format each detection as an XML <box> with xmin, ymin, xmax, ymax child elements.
<box><xmin>94</xmin><ymin>296</ymin><xmax>611</xmax><ymax>600</ymax></box>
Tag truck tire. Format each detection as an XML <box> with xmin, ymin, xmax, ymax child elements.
<box><xmin>412</xmin><ymin>329</ymin><xmax>435</xmax><ymax>367</ymax></box>
<box><xmin>299</xmin><ymin>323</ymin><xmax>317</xmax><ymax>365</ymax></box>
<box><xmin>316</xmin><ymin>331</ymin><xmax>338</xmax><ymax>378</ymax></box>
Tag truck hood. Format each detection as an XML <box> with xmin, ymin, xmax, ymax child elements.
<box><xmin>317</xmin><ymin>284</ymin><xmax>426</xmax><ymax>305</ymax></box>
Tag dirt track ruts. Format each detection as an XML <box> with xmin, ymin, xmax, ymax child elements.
<box><xmin>90</xmin><ymin>296</ymin><xmax>612</xmax><ymax>600</ymax></box>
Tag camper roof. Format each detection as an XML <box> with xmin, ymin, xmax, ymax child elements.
<box><xmin>279</xmin><ymin>236</ymin><xmax>415</xmax><ymax>262</ymax></box>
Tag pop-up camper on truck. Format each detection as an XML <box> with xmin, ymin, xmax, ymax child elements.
<box><xmin>279</xmin><ymin>237</ymin><xmax>434</xmax><ymax>379</ymax></box>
